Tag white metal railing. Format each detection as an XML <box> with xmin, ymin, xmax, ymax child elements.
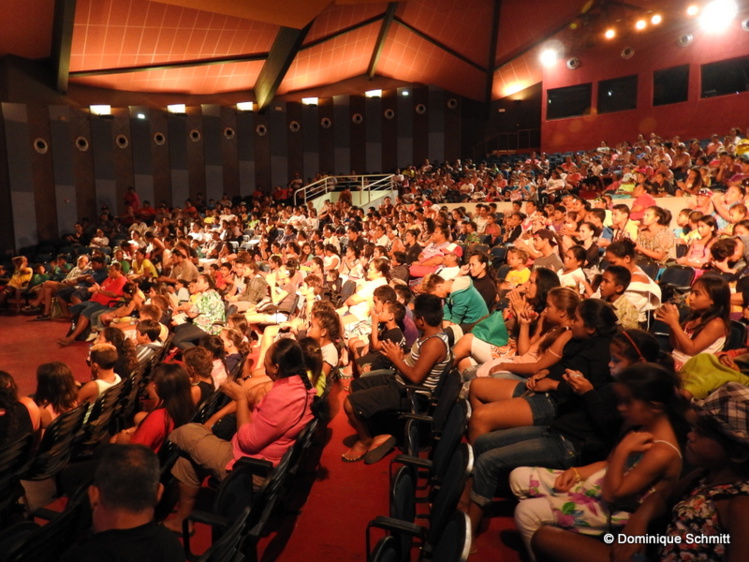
<box><xmin>293</xmin><ymin>174</ymin><xmax>394</xmax><ymax>206</ymax></box>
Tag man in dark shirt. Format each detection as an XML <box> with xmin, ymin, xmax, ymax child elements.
<box><xmin>61</xmin><ymin>445</ymin><xmax>183</xmax><ymax>562</ymax></box>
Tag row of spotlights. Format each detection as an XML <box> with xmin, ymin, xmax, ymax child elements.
<box><xmin>544</xmin><ymin>0</ymin><xmax>742</xmax><ymax>65</ymax></box>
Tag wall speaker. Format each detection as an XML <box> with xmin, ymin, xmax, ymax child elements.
<box><xmin>677</xmin><ymin>34</ymin><xmax>693</xmax><ymax>47</ymax></box>
<box><xmin>621</xmin><ymin>46</ymin><xmax>635</xmax><ymax>59</ymax></box>
<box><xmin>566</xmin><ymin>57</ymin><xmax>580</xmax><ymax>69</ymax></box>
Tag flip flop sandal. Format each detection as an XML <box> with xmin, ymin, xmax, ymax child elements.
<box><xmin>364</xmin><ymin>435</ymin><xmax>397</xmax><ymax>465</ymax></box>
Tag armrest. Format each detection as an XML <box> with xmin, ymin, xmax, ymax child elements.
<box><xmin>233</xmin><ymin>456</ymin><xmax>274</xmax><ymax>478</ymax></box>
<box><xmin>391</xmin><ymin>454</ymin><xmax>433</xmax><ymax>471</ymax></box>
<box><xmin>188</xmin><ymin>510</ymin><xmax>229</xmax><ymax>529</ymax></box>
<box><xmin>367</xmin><ymin>515</ymin><xmax>425</xmax><ymax>538</ymax></box>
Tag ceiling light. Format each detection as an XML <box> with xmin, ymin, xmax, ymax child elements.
<box><xmin>651</xmin><ymin>14</ymin><xmax>662</xmax><ymax>25</ymax></box>
<box><xmin>302</xmin><ymin>97</ymin><xmax>318</xmax><ymax>106</ymax></box>
<box><xmin>90</xmin><ymin>105</ymin><xmax>111</xmax><ymax>116</ymax></box>
<box><xmin>401</xmin><ymin>90</ymin><xmax>409</xmax><ymax>97</ymax></box>
<box><xmin>700</xmin><ymin>0</ymin><xmax>738</xmax><ymax>32</ymax></box>
<box><xmin>604</xmin><ymin>28</ymin><xmax>616</xmax><ymax>39</ymax></box>
<box><xmin>137</xmin><ymin>113</ymin><xmax>146</xmax><ymax>120</ymax></box>
<box><xmin>365</xmin><ymin>89</ymin><xmax>382</xmax><ymax>98</ymax></box>
<box><xmin>167</xmin><ymin>104</ymin><xmax>186</xmax><ymax>114</ymax></box>
<box><xmin>686</xmin><ymin>5</ymin><xmax>699</xmax><ymax>16</ymax></box>
<box><xmin>236</xmin><ymin>102</ymin><xmax>254</xmax><ymax>111</ymax></box>
<box><xmin>539</xmin><ymin>48</ymin><xmax>558</xmax><ymax>67</ymax></box>
<box><xmin>635</xmin><ymin>19</ymin><xmax>647</xmax><ymax>30</ymax></box>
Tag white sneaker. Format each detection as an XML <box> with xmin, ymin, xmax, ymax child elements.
<box><xmin>85</xmin><ymin>331</ymin><xmax>99</xmax><ymax>342</ymax></box>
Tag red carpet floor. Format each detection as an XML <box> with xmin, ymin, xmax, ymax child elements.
<box><xmin>2</xmin><ymin>314</ymin><xmax>523</xmax><ymax>561</ymax></box>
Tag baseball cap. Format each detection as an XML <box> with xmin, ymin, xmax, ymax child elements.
<box><xmin>441</xmin><ymin>243</ymin><xmax>463</xmax><ymax>258</ymax></box>
<box><xmin>697</xmin><ymin>188</ymin><xmax>713</xmax><ymax>197</ymax></box>
<box><xmin>695</xmin><ymin>382</ymin><xmax>749</xmax><ymax>446</ymax></box>
<box><xmin>738</xmin><ymin>153</ymin><xmax>749</xmax><ymax>163</ymax></box>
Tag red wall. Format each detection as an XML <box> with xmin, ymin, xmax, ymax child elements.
<box><xmin>541</xmin><ymin>13</ymin><xmax>749</xmax><ymax>152</ymax></box>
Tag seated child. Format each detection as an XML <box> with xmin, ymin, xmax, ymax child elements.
<box><xmin>598</xmin><ymin>265</ymin><xmax>639</xmax><ymax>330</ymax></box>
<box><xmin>390</xmin><ymin>252</ymin><xmax>410</xmax><ymax>284</ymax></box>
<box><xmin>134</xmin><ymin>319</ymin><xmax>164</xmax><ymax>365</ymax></box>
<box><xmin>501</xmin><ymin>248</ymin><xmax>531</xmax><ymax>290</ymax></box>
<box><xmin>354</xmin><ymin>300</ymin><xmax>407</xmax><ymax>376</ymax></box>
<box><xmin>342</xmin><ymin>294</ymin><xmax>452</xmax><ymax>464</ymax></box>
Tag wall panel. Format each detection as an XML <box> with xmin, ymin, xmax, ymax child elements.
<box><xmin>220</xmin><ymin>106</ymin><xmax>239</xmax><ymax>198</ymax></box>
<box><xmin>185</xmin><ymin>106</ymin><xmax>206</xmax><ymax>201</ymax></box>
<box><xmin>69</xmin><ymin>108</ymin><xmax>97</xmax><ymax>224</ymax></box>
<box><xmin>112</xmin><ymin>108</ymin><xmax>134</xmax><ymax>215</ymax></box>
<box><xmin>26</xmin><ymin>104</ymin><xmax>58</xmax><ymax>242</ymax></box>
<box><xmin>149</xmin><ymin>110</ymin><xmax>171</xmax><ymax>208</ymax></box>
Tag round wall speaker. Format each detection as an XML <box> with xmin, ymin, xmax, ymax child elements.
<box><xmin>446</xmin><ymin>98</ymin><xmax>458</xmax><ymax>109</ymax></box>
<box><xmin>384</xmin><ymin>108</ymin><xmax>395</xmax><ymax>120</ymax></box>
<box><xmin>352</xmin><ymin>113</ymin><xmax>364</xmax><ymax>125</ymax></box>
<box><xmin>289</xmin><ymin>120</ymin><xmax>301</xmax><ymax>132</ymax></box>
<box><xmin>256</xmin><ymin>124</ymin><xmax>268</xmax><ymax>136</ymax></box>
<box><xmin>75</xmin><ymin>136</ymin><xmax>89</xmax><ymax>152</ymax></box>
<box><xmin>153</xmin><ymin>132</ymin><xmax>166</xmax><ymax>145</ymax></box>
<box><xmin>677</xmin><ymin>33</ymin><xmax>693</xmax><ymax>47</ymax></box>
<box><xmin>566</xmin><ymin>57</ymin><xmax>580</xmax><ymax>69</ymax></box>
<box><xmin>415</xmin><ymin>103</ymin><xmax>427</xmax><ymax>115</ymax></box>
<box><xmin>621</xmin><ymin>46</ymin><xmax>635</xmax><ymax>59</ymax></box>
<box><xmin>189</xmin><ymin>129</ymin><xmax>201</xmax><ymax>142</ymax></box>
<box><xmin>115</xmin><ymin>134</ymin><xmax>129</xmax><ymax>148</ymax></box>
<box><xmin>33</xmin><ymin>138</ymin><xmax>48</xmax><ymax>154</ymax></box>
<box><xmin>742</xmin><ymin>17</ymin><xmax>749</xmax><ymax>31</ymax></box>
<box><xmin>223</xmin><ymin>127</ymin><xmax>235</xmax><ymax>140</ymax></box>
<box><xmin>321</xmin><ymin>117</ymin><xmax>332</xmax><ymax>129</ymax></box>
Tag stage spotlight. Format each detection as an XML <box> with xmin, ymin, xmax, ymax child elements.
<box><xmin>686</xmin><ymin>5</ymin><xmax>699</xmax><ymax>16</ymax></box>
<box><xmin>604</xmin><ymin>28</ymin><xmax>616</xmax><ymax>39</ymax></box>
<box><xmin>635</xmin><ymin>19</ymin><xmax>647</xmax><ymax>30</ymax></box>
<box><xmin>540</xmin><ymin>48</ymin><xmax>558</xmax><ymax>67</ymax></box>
<box><xmin>700</xmin><ymin>0</ymin><xmax>738</xmax><ymax>32</ymax></box>
<box><xmin>651</xmin><ymin>14</ymin><xmax>662</xmax><ymax>25</ymax></box>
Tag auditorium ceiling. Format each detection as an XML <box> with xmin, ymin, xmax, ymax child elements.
<box><xmin>0</xmin><ymin>0</ymin><xmax>691</xmax><ymax>103</ymax></box>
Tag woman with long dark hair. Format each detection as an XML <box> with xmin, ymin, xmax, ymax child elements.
<box><xmin>112</xmin><ymin>363</ymin><xmax>195</xmax><ymax>453</ymax></box>
<box><xmin>164</xmin><ymin>339</ymin><xmax>316</xmax><ymax>533</ymax></box>
<box><xmin>31</xmin><ymin>362</ymin><xmax>79</xmax><ymax>429</ymax></box>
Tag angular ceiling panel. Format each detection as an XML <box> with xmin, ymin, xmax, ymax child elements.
<box><xmin>279</xmin><ymin>23</ymin><xmax>381</xmax><ymax>94</ymax></box>
<box><xmin>71</xmin><ymin>0</ymin><xmax>278</xmax><ymax>72</ymax></box>
<box><xmin>377</xmin><ymin>23</ymin><xmax>484</xmax><ymax>100</ymax></box>
<box><xmin>399</xmin><ymin>0</ymin><xmax>492</xmax><ymax>67</ymax></box>
<box><xmin>152</xmin><ymin>0</ymin><xmax>332</xmax><ymax>29</ymax></box>
<box><xmin>306</xmin><ymin>1</ymin><xmax>387</xmax><ymax>43</ymax></box>
<box><xmin>72</xmin><ymin>60</ymin><xmax>265</xmax><ymax>94</ymax></box>
<box><xmin>497</xmin><ymin>0</ymin><xmax>584</xmax><ymax>61</ymax></box>
<box><xmin>0</xmin><ymin>0</ymin><xmax>55</xmax><ymax>59</ymax></box>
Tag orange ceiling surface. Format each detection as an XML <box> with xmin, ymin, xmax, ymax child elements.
<box><xmin>0</xmin><ymin>0</ymin><xmax>683</xmax><ymax>101</ymax></box>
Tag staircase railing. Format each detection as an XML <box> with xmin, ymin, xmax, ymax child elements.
<box><xmin>293</xmin><ymin>174</ymin><xmax>394</xmax><ymax>206</ymax></box>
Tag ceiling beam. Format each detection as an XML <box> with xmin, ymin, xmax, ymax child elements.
<box><xmin>367</xmin><ymin>2</ymin><xmax>398</xmax><ymax>79</ymax></box>
<box><xmin>484</xmin><ymin>0</ymin><xmax>502</xmax><ymax>109</ymax></box>
<box><xmin>70</xmin><ymin>53</ymin><xmax>267</xmax><ymax>77</ymax></box>
<box><xmin>50</xmin><ymin>0</ymin><xmax>77</xmax><ymax>93</ymax></box>
<box><xmin>302</xmin><ymin>14</ymin><xmax>384</xmax><ymax>51</ymax></box>
<box><xmin>394</xmin><ymin>17</ymin><xmax>485</xmax><ymax>73</ymax></box>
<box><xmin>255</xmin><ymin>24</ymin><xmax>312</xmax><ymax>113</ymax></box>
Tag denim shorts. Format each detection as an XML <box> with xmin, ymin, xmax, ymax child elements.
<box><xmin>511</xmin><ymin>382</ymin><xmax>557</xmax><ymax>425</ymax></box>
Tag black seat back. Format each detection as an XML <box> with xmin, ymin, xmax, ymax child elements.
<box><xmin>76</xmin><ymin>382</ymin><xmax>125</xmax><ymax>452</ymax></box>
<box><xmin>0</xmin><ymin>434</ymin><xmax>34</xmax><ymax>515</ymax></box>
<box><xmin>429</xmin><ymin>510</ymin><xmax>471</xmax><ymax>562</ymax></box>
<box><xmin>426</xmin><ymin>443</ymin><xmax>473</xmax><ymax>548</ymax></box>
<box><xmin>197</xmin><ymin>506</ymin><xmax>251</xmax><ymax>562</ymax></box>
<box><xmin>725</xmin><ymin>320</ymin><xmax>747</xmax><ymax>351</ymax></box>
<box><xmin>27</xmin><ymin>405</ymin><xmax>88</xmax><ymax>480</ymax></box>
<box><xmin>430</xmin><ymin>400</ymin><xmax>469</xmax><ymax>485</ymax></box>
